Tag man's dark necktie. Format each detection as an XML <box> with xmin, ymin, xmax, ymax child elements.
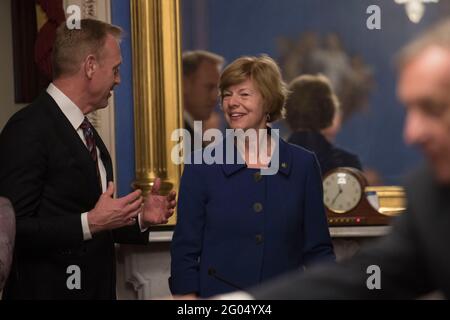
<box><xmin>80</xmin><ymin>117</ymin><xmax>102</xmax><ymax>190</ymax></box>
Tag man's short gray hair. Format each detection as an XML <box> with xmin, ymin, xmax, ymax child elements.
<box><xmin>52</xmin><ymin>19</ymin><xmax>123</xmax><ymax>79</ymax></box>
<box><xmin>398</xmin><ymin>19</ymin><xmax>450</xmax><ymax>69</ymax></box>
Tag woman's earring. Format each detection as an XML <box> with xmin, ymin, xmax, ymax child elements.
<box><xmin>266</xmin><ymin>113</ymin><xmax>271</xmax><ymax>122</ymax></box>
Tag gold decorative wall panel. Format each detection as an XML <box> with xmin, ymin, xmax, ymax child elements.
<box><xmin>130</xmin><ymin>0</ymin><xmax>182</xmax><ymax>225</ymax></box>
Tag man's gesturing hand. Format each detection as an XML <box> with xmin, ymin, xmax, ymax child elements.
<box><xmin>141</xmin><ymin>178</ymin><xmax>177</xmax><ymax>227</ymax></box>
<box><xmin>88</xmin><ymin>182</ymin><xmax>143</xmax><ymax>234</ymax></box>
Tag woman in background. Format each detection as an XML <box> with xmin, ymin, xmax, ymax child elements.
<box><xmin>286</xmin><ymin>74</ymin><xmax>362</xmax><ymax>175</ymax></box>
<box><xmin>170</xmin><ymin>56</ymin><xmax>335</xmax><ymax>298</ymax></box>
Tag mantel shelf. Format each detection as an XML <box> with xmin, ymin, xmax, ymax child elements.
<box><xmin>147</xmin><ymin>226</ymin><xmax>392</xmax><ymax>243</ymax></box>
<box><xmin>329</xmin><ymin>226</ymin><xmax>391</xmax><ymax>237</ymax></box>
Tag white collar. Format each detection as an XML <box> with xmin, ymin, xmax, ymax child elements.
<box><xmin>47</xmin><ymin>83</ymin><xmax>85</xmax><ymax>130</ymax></box>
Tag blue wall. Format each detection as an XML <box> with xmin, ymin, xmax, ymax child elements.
<box><xmin>182</xmin><ymin>0</ymin><xmax>450</xmax><ymax>184</ymax></box>
<box><xmin>111</xmin><ymin>0</ymin><xmax>135</xmax><ymax>196</ymax></box>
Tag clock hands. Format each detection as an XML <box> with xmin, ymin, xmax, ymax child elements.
<box><xmin>331</xmin><ymin>185</ymin><xmax>343</xmax><ymax>205</ymax></box>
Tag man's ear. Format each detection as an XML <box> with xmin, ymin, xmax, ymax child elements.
<box><xmin>85</xmin><ymin>54</ymin><xmax>97</xmax><ymax>79</ymax></box>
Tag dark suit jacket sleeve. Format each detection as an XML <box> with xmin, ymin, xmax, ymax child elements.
<box><xmin>169</xmin><ymin>163</ymin><xmax>207</xmax><ymax>295</ymax></box>
<box><xmin>345</xmin><ymin>151</ymin><xmax>363</xmax><ymax>171</ymax></box>
<box><xmin>249</xmin><ymin>210</ymin><xmax>432</xmax><ymax>299</ymax></box>
<box><xmin>0</xmin><ymin>117</ymin><xmax>83</xmax><ymax>251</ymax></box>
<box><xmin>301</xmin><ymin>154</ymin><xmax>336</xmax><ymax>266</ymax></box>
<box><xmin>112</xmin><ymin>222</ymin><xmax>150</xmax><ymax>244</ymax></box>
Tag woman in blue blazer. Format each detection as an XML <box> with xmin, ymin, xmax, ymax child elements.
<box><xmin>170</xmin><ymin>55</ymin><xmax>335</xmax><ymax>298</ymax></box>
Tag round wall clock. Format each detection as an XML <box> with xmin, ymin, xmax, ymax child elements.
<box><xmin>323</xmin><ymin>167</ymin><xmax>367</xmax><ymax>214</ymax></box>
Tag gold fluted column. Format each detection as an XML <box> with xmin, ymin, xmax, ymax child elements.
<box><xmin>130</xmin><ymin>0</ymin><xmax>182</xmax><ymax>225</ymax></box>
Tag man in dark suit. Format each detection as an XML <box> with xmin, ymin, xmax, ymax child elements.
<box><xmin>218</xmin><ymin>18</ymin><xmax>450</xmax><ymax>300</ymax></box>
<box><xmin>0</xmin><ymin>19</ymin><xmax>176</xmax><ymax>299</ymax></box>
<box><xmin>182</xmin><ymin>50</ymin><xmax>224</xmax><ymax>150</ymax></box>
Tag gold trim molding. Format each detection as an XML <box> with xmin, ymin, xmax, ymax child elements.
<box><xmin>130</xmin><ymin>0</ymin><xmax>183</xmax><ymax>224</ymax></box>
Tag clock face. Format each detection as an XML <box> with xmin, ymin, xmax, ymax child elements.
<box><xmin>323</xmin><ymin>171</ymin><xmax>363</xmax><ymax>213</ymax></box>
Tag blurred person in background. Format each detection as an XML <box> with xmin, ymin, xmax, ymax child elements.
<box><xmin>286</xmin><ymin>74</ymin><xmax>362</xmax><ymax>175</ymax></box>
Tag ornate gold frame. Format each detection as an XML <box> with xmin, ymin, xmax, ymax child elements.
<box><xmin>130</xmin><ymin>0</ymin><xmax>182</xmax><ymax>225</ymax></box>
